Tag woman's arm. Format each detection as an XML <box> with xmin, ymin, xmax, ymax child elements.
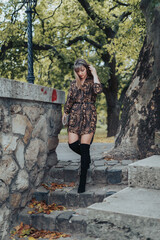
<box><xmin>62</xmin><ymin>82</ymin><xmax>74</xmax><ymax>124</ymax></box>
<box><xmin>89</xmin><ymin>65</ymin><xmax>100</xmax><ymax>83</ymax></box>
<box><xmin>64</xmin><ymin>82</ymin><xmax>74</xmax><ymax>114</ymax></box>
<box><xmin>89</xmin><ymin>65</ymin><xmax>103</xmax><ymax>94</ymax></box>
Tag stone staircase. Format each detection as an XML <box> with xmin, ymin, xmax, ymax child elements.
<box><xmin>12</xmin><ymin>147</ymin><xmax>130</xmax><ymax>240</ymax></box>
<box><xmin>46</xmin><ymin>154</ymin><xmax>129</xmax><ymax>186</ymax></box>
<box><xmin>87</xmin><ymin>155</ymin><xmax>160</xmax><ymax>240</ymax></box>
<box><xmin>12</xmin><ymin>154</ymin><xmax>160</xmax><ymax>239</ymax></box>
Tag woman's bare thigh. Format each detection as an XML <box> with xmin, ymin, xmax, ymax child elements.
<box><xmin>68</xmin><ymin>132</ymin><xmax>79</xmax><ymax>144</ymax></box>
<box><xmin>81</xmin><ymin>133</ymin><xmax>94</xmax><ymax>144</ymax></box>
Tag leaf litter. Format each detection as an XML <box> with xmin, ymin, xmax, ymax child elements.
<box><xmin>10</xmin><ymin>222</ymin><xmax>71</xmax><ymax>239</ymax></box>
<box><xmin>41</xmin><ymin>182</ymin><xmax>75</xmax><ymax>191</ymax></box>
<box><xmin>10</xmin><ymin>182</ymin><xmax>76</xmax><ymax>239</ymax></box>
<box><xmin>27</xmin><ymin>198</ymin><xmax>66</xmax><ymax>214</ymax></box>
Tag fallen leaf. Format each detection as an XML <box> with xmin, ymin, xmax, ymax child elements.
<box><xmin>68</xmin><ymin>182</ymin><xmax>75</xmax><ymax>187</ymax></box>
<box><xmin>28</xmin><ymin>198</ymin><xmax>65</xmax><ymax>215</ymax></box>
<box><xmin>11</xmin><ymin>222</ymin><xmax>71</xmax><ymax>239</ymax></box>
<box><xmin>104</xmin><ymin>157</ymin><xmax>114</xmax><ymax>161</ymax></box>
<box><xmin>14</xmin><ymin>222</ymin><xmax>23</xmax><ymax>232</ymax></box>
<box><xmin>41</xmin><ymin>182</ymin><xmax>75</xmax><ymax>192</ymax></box>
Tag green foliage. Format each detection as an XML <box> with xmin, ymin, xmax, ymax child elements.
<box><xmin>0</xmin><ymin>0</ymin><xmax>145</xmax><ymax>86</ymax></box>
<box><xmin>0</xmin><ymin>0</ymin><xmax>146</xmax><ymax>125</ymax></box>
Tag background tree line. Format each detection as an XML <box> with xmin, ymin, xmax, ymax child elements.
<box><xmin>0</xmin><ymin>0</ymin><xmax>146</xmax><ymax>137</ymax></box>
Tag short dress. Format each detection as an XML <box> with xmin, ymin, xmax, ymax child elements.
<box><xmin>64</xmin><ymin>77</ymin><xmax>103</xmax><ymax>135</ymax></box>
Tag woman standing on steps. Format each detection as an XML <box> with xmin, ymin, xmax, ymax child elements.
<box><xmin>62</xmin><ymin>59</ymin><xmax>102</xmax><ymax>193</ymax></box>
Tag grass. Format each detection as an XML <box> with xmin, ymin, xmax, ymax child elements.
<box><xmin>59</xmin><ymin>127</ymin><xmax>115</xmax><ymax>143</ymax></box>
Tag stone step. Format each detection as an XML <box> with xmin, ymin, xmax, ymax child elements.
<box><xmin>17</xmin><ymin>207</ymin><xmax>87</xmax><ymax>236</ymax></box>
<box><xmin>33</xmin><ymin>184</ymin><xmax>126</xmax><ymax>208</ymax></box>
<box><xmin>128</xmin><ymin>155</ymin><xmax>160</xmax><ymax>189</ymax></box>
<box><xmin>14</xmin><ymin>233</ymin><xmax>97</xmax><ymax>240</ymax></box>
<box><xmin>87</xmin><ymin>187</ymin><xmax>160</xmax><ymax>240</ymax></box>
<box><xmin>14</xmin><ymin>184</ymin><xmax>126</xmax><ymax>239</ymax></box>
<box><xmin>16</xmin><ymin>206</ymin><xmax>93</xmax><ymax>239</ymax></box>
<box><xmin>46</xmin><ymin>160</ymin><xmax>127</xmax><ymax>186</ymax></box>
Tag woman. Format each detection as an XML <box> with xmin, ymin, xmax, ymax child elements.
<box><xmin>62</xmin><ymin>59</ymin><xmax>102</xmax><ymax>193</ymax></box>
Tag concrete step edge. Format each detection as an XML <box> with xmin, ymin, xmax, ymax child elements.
<box><xmin>86</xmin><ymin>187</ymin><xmax>160</xmax><ymax>240</ymax></box>
<box><xmin>128</xmin><ymin>155</ymin><xmax>160</xmax><ymax>190</ymax></box>
<box><xmin>33</xmin><ymin>184</ymin><xmax>127</xmax><ymax>207</ymax></box>
<box><xmin>16</xmin><ymin>206</ymin><xmax>90</xmax><ymax>235</ymax></box>
<box><xmin>47</xmin><ymin>165</ymin><xmax>124</xmax><ymax>185</ymax></box>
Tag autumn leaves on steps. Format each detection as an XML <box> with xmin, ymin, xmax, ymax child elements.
<box><xmin>11</xmin><ymin>154</ymin><xmax>130</xmax><ymax>239</ymax></box>
<box><xmin>12</xmin><ymin>179</ymin><xmax>126</xmax><ymax>239</ymax></box>
<box><xmin>11</xmin><ymin>182</ymin><xmax>87</xmax><ymax>240</ymax></box>
<box><xmin>11</xmin><ymin>183</ymin><xmax>74</xmax><ymax>239</ymax></box>
<box><xmin>11</xmin><ymin>222</ymin><xmax>71</xmax><ymax>239</ymax></box>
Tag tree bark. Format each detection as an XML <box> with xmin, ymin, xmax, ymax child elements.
<box><xmin>105</xmin><ymin>0</ymin><xmax>160</xmax><ymax>159</ymax></box>
<box><xmin>103</xmin><ymin>86</ymin><xmax>120</xmax><ymax>137</ymax></box>
<box><xmin>102</xmin><ymin>54</ymin><xmax>119</xmax><ymax>137</ymax></box>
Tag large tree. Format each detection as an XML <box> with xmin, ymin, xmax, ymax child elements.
<box><xmin>106</xmin><ymin>0</ymin><xmax>160</xmax><ymax>159</ymax></box>
<box><xmin>57</xmin><ymin>0</ymin><xmax>145</xmax><ymax>137</ymax></box>
<box><xmin>0</xmin><ymin>0</ymin><xmax>145</xmax><ymax>136</ymax></box>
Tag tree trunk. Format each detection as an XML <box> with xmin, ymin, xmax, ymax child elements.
<box><xmin>103</xmin><ymin>86</ymin><xmax>120</xmax><ymax>137</ymax></box>
<box><xmin>102</xmin><ymin>54</ymin><xmax>120</xmax><ymax>137</ymax></box>
<box><xmin>105</xmin><ymin>0</ymin><xmax>160</xmax><ymax>159</ymax></box>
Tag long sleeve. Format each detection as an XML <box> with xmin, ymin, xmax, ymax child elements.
<box><xmin>64</xmin><ymin>82</ymin><xmax>74</xmax><ymax>114</ymax></box>
<box><xmin>93</xmin><ymin>83</ymin><xmax>103</xmax><ymax>94</ymax></box>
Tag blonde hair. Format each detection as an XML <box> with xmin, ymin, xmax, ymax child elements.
<box><xmin>74</xmin><ymin>59</ymin><xmax>92</xmax><ymax>89</ymax></box>
<box><xmin>74</xmin><ymin>71</ymin><xmax>82</xmax><ymax>89</ymax></box>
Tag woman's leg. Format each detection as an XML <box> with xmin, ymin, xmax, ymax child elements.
<box><xmin>81</xmin><ymin>133</ymin><xmax>94</xmax><ymax>167</ymax></box>
<box><xmin>81</xmin><ymin>133</ymin><xmax>94</xmax><ymax>144</ymax></box>
<box><xmin>68</xmin><ymin>132</ymin><xmax>79</xmax><ymax>144</ymax></box>
<box><xmin>68</xmin><ymin>132</ymin><xmax>81</xmax><ymax>155</ymax></box>
<box><xmin>78</xmin><ymin>133</ymin><xmax>94</xmax><ymax>193</ymax></box>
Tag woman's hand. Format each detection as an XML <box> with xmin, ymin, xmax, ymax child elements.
<box><xmin>89</xmin><ymin>65</ymin><xmax>97</xmax><ymax>76</ymax></box>
<box><xmin>89</xmin><ymin>65</ymin><xmax>100</xmax><ymax>83</ymax></box>
<box><xmin>62</xmin><ymin>113</ymin><xmax>69</xmax><ymax>126</ymax></box>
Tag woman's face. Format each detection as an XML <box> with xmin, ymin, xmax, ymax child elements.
<box><xmin>75</xmin><ymin>65</ymin><xmax>87</xmax><ymax>80</ymax></box>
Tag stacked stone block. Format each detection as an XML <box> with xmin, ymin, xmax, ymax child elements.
<box><xmin>0</xmin><ymin>78</ymin><xmax>65</xmax><ymax>240</ymax></box>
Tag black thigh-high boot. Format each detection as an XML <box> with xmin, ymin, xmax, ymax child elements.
<box><xmin>69</xmin><ymin>140</ymin><xmax>81</xmax><ymax>155</ymax></box>
<box><xmin>69</xmin><ymin>141</ymin><xmax>91</xmax><ymax>169</ymax></box>
<box><xmin>78</xmin><ymin>144</ymin><xmax>90</xmax><ymax>193</ymax></box>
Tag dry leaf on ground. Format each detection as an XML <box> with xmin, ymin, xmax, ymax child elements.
<box><xmin>10</xmin><ymin>222</ymin><xmax>71</xmax><ymax>239</ymax></box>
<box><xmin>28</xmin><ymin>198</ymin><xmax>66</xmax><ymax>214</ymax></box>
<box><xmin>42</xmin><ymin>182</ymin><xmax>75</xmax><ymax>191</ymax></box>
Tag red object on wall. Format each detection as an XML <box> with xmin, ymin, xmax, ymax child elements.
<box><xmin>52</xmin><ymin>89</ymin><xmax>57</xmax><ymax>102</ymax></box>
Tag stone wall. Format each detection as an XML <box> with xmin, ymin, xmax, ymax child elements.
<box><xmin>0</xmin><ymin>78</ymin><xmax>65</xmax><ymax>239</ymax></box>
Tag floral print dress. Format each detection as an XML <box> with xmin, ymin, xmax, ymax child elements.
<box><xmin>64</xmin><ymin>77</ymin><xmax>103</xmax><ymax>135</ymax></box>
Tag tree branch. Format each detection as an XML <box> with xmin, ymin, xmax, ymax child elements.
<box><xmin>77</xmin><ymin>0</ymin><xmax>115</xmax><ymax>38</ymax></box>
<box><xmin>43</xmin><ymin>0</ymin><xmax>63</xmax><ymax>21</ymax></box>
<box><xmin>11</xmin><ymin>3</ymin><xmax>25</xmax><ymax>23</ymax></box>
<box><xmin>0</xmin><ymin>36</ymin><xmax>102</xmax><ymax>62</ymax></box>
<box><xmin>0</xmin><ymin>40</ymin><xmax>63</xmax><ymax>61</ymax></box>
<box><xmin>109</xmin><ymin>4</ymin><xmax>119</xmax><ymax>12</ymax></box>
<box><xmin>33</xmin><ymin>0</ymin><xmax>63</xmax><ymax>35</ymax></box>
<box><xmin>119</xmin><ymin>11</ymin><xmax>131</xmax><ymax>22</ymax></box>
<box><xmin>109</xmin><ymin>0</ymin><xmax>129</xmax><ymax>12</ymax></box>
<box><xmin>11</xmin><ymin>1</ymin><xmax>38</xmax><ymax>22</ymax></box>
<box><xmin>113</xmin><ymin>0</ymin><xmax>129</xmax><ymax>7</ymax></box>
<box><xmin>67</xmin><ymin>36</ymin><xmax>102</xmax><ymax>49</ymax></box>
